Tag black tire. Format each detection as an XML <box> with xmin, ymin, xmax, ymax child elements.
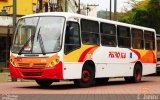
<box><xmin>95</xmin><ymin>78</ymin><xmax>109</xmax><ymax>85</ymax></box>
<box><xmin>36</xmin><ymin>80</ymin><xmax>53</xmax><ymax>87</ymax></box>
<box><xmin>124</xmin><ymin>77</ymin><xmax>132</xmax><ymax>83</ymax></box>
<box><xmin>131</xmin><ymin>64</ymin><xmax>142</xmax><ymax>83</ymax></box>
<box><xmin>157</xmin><ymin>71</ymin><xmax>160</xmax><ymax>76</ymax></box>
<box><xmin>74</xmin><ymin>65</ymin><xmax>95</xmax><ymax>88</ymax></box>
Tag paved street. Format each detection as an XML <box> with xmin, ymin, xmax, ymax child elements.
<box><xmin>0</xmin><ymin>75</ymin><xmax>160</xmax><ymax>94</ymax></box>
<box><xmin>0</xmin><ymin>75</ymin><xmax>160</xmax><ymax>100</ymax></box>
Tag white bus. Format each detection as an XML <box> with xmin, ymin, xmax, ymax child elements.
<box><xmin>9</xmin><ymin>12</ymin><xmax>157</xmax><ymax>88</ymax></box>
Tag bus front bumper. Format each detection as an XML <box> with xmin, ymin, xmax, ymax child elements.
<box><xmin>8</xmin><ymin>62</ymin><xmax>63</xmax><ymax>80</ymax></box>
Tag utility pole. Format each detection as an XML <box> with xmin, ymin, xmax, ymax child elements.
<box><xmin>109</xmin><ymin>0</ymin><xmax>112</xmax><ymax>20</ymax></box>
<box><xmin>114</xmin><ymin>0</ymin><xmax>117</xmax><ymax>21</ymax></box>
<box><xmin>13</xmin><ymin>0</ymin><xmax>16</xmax><ymax>33</ymax></box>
<box><xmin>6</xmin><ymin>25</ymin><xmax>10</xmax><ymax>68</ymax></box>
<box><xmin>12</xmin><ymin>0</ymin><xmax>17</xmax><ymax>82</ymax></box>
<box><xmin>77</xmin><ymin>0</ymin><xmax>80</xmax><ymax>14</ymax></box>
<box><xmin>106</xmin><ymin>8</ymin><xmax>108</xmax><ymax>19</ymax></box>
<box><xmin>39</xmin><ymin>0</ymin><xmax>43</xmax><ymax>12</ymax></box>
<box><xmin>65</xmin><ymin>0</ymin><xmax>67</xmax><ymax>12</ymax></box>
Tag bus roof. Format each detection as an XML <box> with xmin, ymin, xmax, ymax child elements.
<box><xmin>22</xmin><ymin>12</ymin><xmax>155</xmax><ymax>32</ymax></box>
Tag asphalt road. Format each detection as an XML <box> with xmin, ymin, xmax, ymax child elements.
<box><xmin>0</xmin><ymin>75</ymin><xmax>160</xmax><ymax>100</ymax></box>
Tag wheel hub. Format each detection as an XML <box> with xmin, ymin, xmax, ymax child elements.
<box><xmin>82</xmin><ymin>70</ymin><xmax>91</xmax><ymax>83</ymax></box>
<box><xmin>136</xmin><ymin>69</ymin><xmax>141</xmax><ymax>81</ymax></box>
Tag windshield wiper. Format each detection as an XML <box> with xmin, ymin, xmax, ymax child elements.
<box><xmin>18</xmin><ymin>27</ymin><xmax>46</xmax><ymax>55</ymax></box>
<box><xmin>37</xmin><ymin>28</ymin><xmax>46</xmax><ymax>55</ymax></box>
<box><xmin>18</xmin><ymin>33</ymin><xmax>34</xmax><ymax>55</ymax></box>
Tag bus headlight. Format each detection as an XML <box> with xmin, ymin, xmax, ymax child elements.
<box><xmin>48</xmin><ymin>58</ymin><xmax>60</xmax><ymax>68</ymax></box>
<box><xmin>10</xmin><ymin>58</ymin><xmax>17</xmax><ymax>67</ymax></box>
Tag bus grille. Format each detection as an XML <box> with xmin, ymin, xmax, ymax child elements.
<box><xmin>22</xmin><ymin>72</ymin><xmax>42</xmax><ymax>76</ymax></box>
<box><xmin>18</xmin><ymin>63</ymin><xmax>30</xmax><ymax>68</ymax></box>
<box><xmin>18</xmin><ymin>63</ymin><xmax>46</xmax><ymax>68</ymax></box>
<box><xmin>33</xmin><ymin>63</ymin><xmax>46</xmax><ymax>68</ymax></box>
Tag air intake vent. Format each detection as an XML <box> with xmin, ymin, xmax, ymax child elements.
<box><xmin>18</xmin><ymin>63</ymin><xmax>30</xmax><ymax>68</ymax></box>
<box><xmin>22</xmin><ymin>72</ymin><xmax>42</xmax><ymax>76</ymax></box>
<box><xmin>33</xmin><ymin>63</ymin><xmax>46</xmax><ymax>68</ymax></box>
<box><xmin>18</xmin><ymin>63</ymin><xmax>46</xmax><ymax>68</ymax></box>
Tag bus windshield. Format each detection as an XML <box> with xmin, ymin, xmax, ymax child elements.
<box><xmin>11</xmin><ymin>16</ymin><xmax>65</xmax><ymax>54</ymax></box>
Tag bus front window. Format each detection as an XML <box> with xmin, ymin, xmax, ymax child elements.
<box><xmin>12</xmin><ymin>17</ymin><xmax>65</xmax><ymax>54</ymax></box>
<box><xmin>12</xmin><ymin>17</ymin><xmax>38</xmax><ymax>53</ymax></box>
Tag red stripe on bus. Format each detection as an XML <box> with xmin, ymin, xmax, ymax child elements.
<box><xmin>78</xmin><ymin>46</ymin><xmax>98</xmax><ymax>62</ymax></box>
<box><xmin>129</xmin><ymin>49</ymin><xmax>141</xmax><ymax>60</ymax></box>
<box><xmin>151</xmin><ymin>51</ymin><xmax>157</xmax><ymax>63</ymax></box>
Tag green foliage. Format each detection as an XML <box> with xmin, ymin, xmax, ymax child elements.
<box><xmin>119</xmin><ymin>0</ymin><xmax>160</xmax><ymax>34</ymax></box>
<box><xmin>97</xmin><ymin>10</ymin><xmax>108</xmax><ymax>19</ymax></box>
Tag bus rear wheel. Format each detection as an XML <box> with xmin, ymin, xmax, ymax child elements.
<box><xmin>36</xmin><ymin>79</ymin><xmax>53</xmax><ymax>87</ymax></box>
<box><xmin>125</xmin><ymin>64</ymin><xmax>142</xmax><ymax>83</ymax></box>
<box><xmin>74</xmin><ymin>65</ymin><xmax>95</xmax><ymax>88</ymax></box>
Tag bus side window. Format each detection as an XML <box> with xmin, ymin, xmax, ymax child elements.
<box><xmin>117</xmin><ymin>26</ymin><xmax>131</xmax><ymax>48</ymax></box>
<box><xmin>81</xmin><ymin>19</ymin><xmax>100</xmax><ymax>45</ymax></box>
<box><xmin>64</xmin><ymin>22</ymin><xmax>81</xmax><ymax>54</ymax></box>
<box><xmin>131</xmin><ymin>28</ymin><xmax>143</xmax><ymax>49</ymax></box>
<box><xmin>100</xmin><ymin>23</ymin><xmax>117</xmax><ymax>47</ymax></box>
<box><xmin>144</xmin><ymin>31</ymin><xmax>155</xmax><ymax>50</ymax></box>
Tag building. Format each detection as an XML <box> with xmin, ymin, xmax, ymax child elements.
<box><xmin>0</xmin><ymin>0</ymin><xmax>37</xmax><ymax>15</ymax></box>
<box><xmin>38</xmin><ymin>0</ymin><xmax>79</xmax><ymax>13</ymax></box>
<box><xmin>38</xmin><ymin>0</ymin><xmax>63</xmax><ymax>12</ymax></box>
<box><xmin>80</xmin><ymin>4</ymin><xmax>98</xmax><ymax>17</ymax></box>
<box><xmin>67</xmin><ymin>0</ymin><xmax>78</xmax><ymax>13</ymax></box>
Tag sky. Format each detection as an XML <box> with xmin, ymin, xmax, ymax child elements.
<box><xmin>80</xmin><ymin>0</ymin><xmax>136</xmax><ymax>12</ymax></box>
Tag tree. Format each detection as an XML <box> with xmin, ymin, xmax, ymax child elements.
<box><xmin>147</xmin><ymin>0</ymin><xmax>160</xmax><ymax>34</ymax></box>
<box><xmin>118</xmin><ymin>0</ymin><xmax>149</xmax><ymax>23</ymax></box>
<box><xmin>119</xmin><ymin>0</ymin><xmax>160</xmax><ymax>34</ymax></box>
<box><xmin>97</xmin><ymin>10</ymin><xmax>108</xmax><ymax>19</ymax></box>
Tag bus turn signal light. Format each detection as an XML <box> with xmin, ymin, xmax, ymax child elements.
<box><xmin>48</xmin><ymin>58</ymin><xmax>60</xmax><ymax>68</ymax></box>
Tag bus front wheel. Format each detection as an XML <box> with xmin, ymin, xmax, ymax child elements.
<box><xmin>74</xmin><ymin>65</ymin><xmax>95</xmax><ymax>88</ymax></box>
<box><xmin>36</xmin><ymin>79</ymin><xmax>53</xmax><ymax>87</ymax></box>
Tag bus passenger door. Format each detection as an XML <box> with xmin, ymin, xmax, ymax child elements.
<box><xmin>63</xmin><ymin>21</ymin><xmax>82</xmax><ymax>79</ymax></box>
<box><xmin>64</xmin><ymin>21</ymin><xmax>81</xmax><ymax>57</ymax></box>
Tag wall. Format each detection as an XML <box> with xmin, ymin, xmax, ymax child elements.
<box><xmin>0</xmin><ymin>0</ymin><xmax>37</xmax><ymax>16</ymax></box>
<box><xmin>88</xmin><ymin>6</ymin><xmax>97</xmax><ymax>17</ymax></box>
<box><xmin>67</xmin><ymin>0</ymin><xmax>78</xmax><ymax>13</ymax></box>
<box><xmin>80</xmin><ymin>4</ymin><xmax>98</xmax><ymax>17</ymax></box>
